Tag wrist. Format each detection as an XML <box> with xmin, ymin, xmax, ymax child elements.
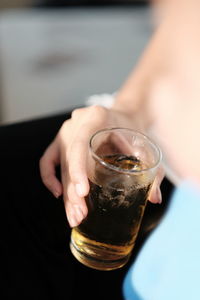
<box><xmin>112</xmin><ymin>91</ymin><xmax>153</xmax><ymax>132</ymax></box>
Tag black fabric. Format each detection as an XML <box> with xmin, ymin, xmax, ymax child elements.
<box><xmin>35</xmin><ymin>1</ymin><xmax>148</xmax><ymax>8</ymax></box>
<box><xmin>0</xmin><ymin>111</ymin><xmax>174</xmax><ymax>299</ymax></box>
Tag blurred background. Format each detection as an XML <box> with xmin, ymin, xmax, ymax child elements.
<box><xmin>0</xmin><ymin>0</ymin><xmax>151</xmax><ymax>124</ymax></box>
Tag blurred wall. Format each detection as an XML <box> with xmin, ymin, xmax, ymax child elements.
<box><xmin>0</xmin><ymin>6</ymin><xmax>152</xmax><ymax>124</ymax></box>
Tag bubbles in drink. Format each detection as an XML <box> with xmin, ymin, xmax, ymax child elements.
<box><xmin>70</xmin><ymin>154</ymin><xmax>152</xmax><ymax>270</ymax></box>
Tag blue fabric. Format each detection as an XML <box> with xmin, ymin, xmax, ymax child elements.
<box><xmin>123</xmin><ymin>181</ymin><xmax>200</xmax><ymax>300</ymax></box>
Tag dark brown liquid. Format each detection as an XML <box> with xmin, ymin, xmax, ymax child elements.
<box><xmin>70</xmin><ymin>154</ymin><xmax>151</xmax><ymax>270</ymax></box>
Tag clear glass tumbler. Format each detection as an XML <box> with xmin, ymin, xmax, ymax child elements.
<box><xmin>70</xmin><ymin>128</ymin><xmax>161</xmax><ymax>271</ymax></box>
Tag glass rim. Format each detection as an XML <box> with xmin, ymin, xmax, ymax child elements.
<box><xmin>89</xmin><ymin>127</ymin><xmax>162</xmax><ymax>174</ymax></box>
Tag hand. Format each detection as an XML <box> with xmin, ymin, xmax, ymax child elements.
<box><xmin>39</xmin><ymin>105</ymin><xmax>164</xmax><ymax>228</ymax></box>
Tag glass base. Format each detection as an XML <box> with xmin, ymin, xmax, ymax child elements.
<box><xmin>70</xmin><ymin>240</ymin><xmax>131</xmax><ymax>271</ymax></box>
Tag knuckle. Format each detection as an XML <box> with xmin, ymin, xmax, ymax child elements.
<box><xmin>59</xmin><ymin>120</ymin><xmax>71</xmax><ymax>141</ymax></box>
<box><xmin>60</xmin><ymin>120</ymin><xmax>68</xmax><ymax>132</ymax></box>
<box><xmin>89</xmin><ymin>105</ymin><xmax>107</xmax><ymax>117</ymax></box>
<box><xmin>71</xmin><ymin>108</ymin><xmax>84</xmax><ymax>119</ymax></box>
<box><xmin>39</xmin><ymin>155</ymin><xmax>47</xmax><ymax>171</ymax></box>
<box><xmin>41</xmin><ymin>174</ymin><xmax>52</xmax><ymax>188</ymax></box>
<box><xmin>59</xmin><ymin>118</ymin><xmax>71</xmax><ymax>134</ymax></box>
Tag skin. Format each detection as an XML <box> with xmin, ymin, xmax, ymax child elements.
<box><xmin>39</xmin><ymin>106</ymin><xmax>163</xmax><ymax>227</ymax></box>
<box><xmin>40</xmin><ymin>0</ymin><xmax>200</xmax><ymax>227</ymax></box>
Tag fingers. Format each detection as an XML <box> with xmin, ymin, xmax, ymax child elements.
<box><xmin>40</xmin><ymin>128</ymin><xmax>89</xmax><ymax>228</ymax></box>
<box><xmin>57</xmin><ymin>108</ymin><xmax>110</xmax><ymax>227</ymax></box>
<box><xmin>39</xmin><ymin>107</ymin><xmax>108</xmax><ymax>228</ymax></box>
<box><xmin>60</xmin><ymin>127</ymin><xmax>91</xmax><ymax>227</ymax></box>
<box><xmin>39</xmin><ymin>140</ymin><xmax>63</xmax><ymax>198</ymax></box>
<box><xmin>67</xmin><ymin>138</ymin><xmax>90</xmax><ymax>198</ymax></box>
<box><xmin>60</xmin><ymin>156</ymin><xmax>85</xmax><ymax>228</ymax></box>
<box><xmin>149</xmin><ymin>166</ymin><xmax>165</xmax><ymax>204</ymax></box>
<box><xmin>64</xmin><ymin>182</ymin><xmax>88</xmax><ymax>227</ymax></box>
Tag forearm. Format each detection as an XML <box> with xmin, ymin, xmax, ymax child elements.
<box><xmin>112</xmin><ymin>0</ymin><xmax>200</xmax><ymax>130</ymax></box>
<box><xmin>112</xmin><ymin>20</ymin><xmax>168</xmax><ymax>130</ymax></box>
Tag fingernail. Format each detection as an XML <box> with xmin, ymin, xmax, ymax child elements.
<box><xmin>73</xmin><ymin>204</ymin><xmax>84</xmax><ymax>223</ymax></box>
<box><xmin>156</xmin><ymin>187</ymin><xmax>162</xmax><ymax>204</ymax></box>
<box><xmin>67</xmin><ymin>213</ymin><xmax>78</xmax><ymax>228</ymax></box>
<box><xmin>54</xmin><ymin>191</ymin><xmax>60</xmax><ymax>199</ymax></box>
<box><xmin>75</xmin><ymin>183</ymin><xmax>86</xmax><ymax>197</ymax></box>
